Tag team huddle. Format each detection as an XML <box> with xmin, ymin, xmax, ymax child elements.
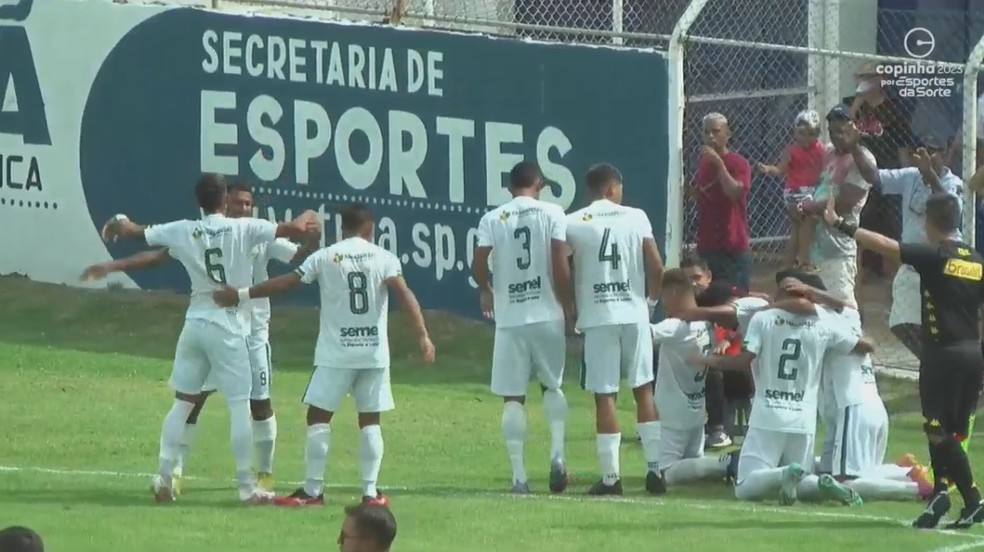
<box><xmin>81</xmin><ymin>162</ymin><xmax>982</xmax><ymax>529</ymax></box>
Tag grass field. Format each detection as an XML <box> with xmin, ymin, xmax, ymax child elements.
<box><xmin>0</xmin><ymin>275</ymin><xmax>982</xmax><ymax>552</ymax></box>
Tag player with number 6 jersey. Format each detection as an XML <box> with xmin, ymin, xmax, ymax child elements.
<box><xmin>213</xmin><ymin>203</ymin><xmax>436</xmax><ymax>508</ymax></box>
<box><xmin>565</xmin><ymin>163</ymin><xmax>665</xmax><ymax>496</ymax></box>
<box><xmin>92</xmin><ymin>174</ymin><xmax>321</xmax><ymax>504</ymax></box>
<box><xmin>473</xmin><ymin>161</ymin><xmax>574</xmax><ymax>495</ymax></box>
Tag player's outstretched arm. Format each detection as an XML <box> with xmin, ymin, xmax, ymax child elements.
<box><xmin>781</xmin><ymin>279</ymin><xmax>846</xmax><ymax>312</ymax></box>
<box><xmin>386</xmin><ymin>275</ymin><xmax>436</xmax><ymax>363</ymax></box>
<box><xmin>275</xmin><ymin>210</ymin><xmax>322</xmax><ymax>242</ymax></box>
<box><xmin>81</xmin><ymin>248</ymin><xmax>171</xmax><ymax>281</ymax></box>
<box><xmin>100</xmin><ymin>214</ymin><xmax>149</xmax><ymax>243</ymax></box>
<box><xmin>677</xmin><ymin>305</ymin><xmax>739</xmax><ymax>327</ymax></box>
<box><xmin>212</xmin><ymin>273</ymin><xmax>302</xmax><ymax>307</ymax></box>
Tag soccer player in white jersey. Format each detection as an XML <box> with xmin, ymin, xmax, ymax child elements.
<box><xmin>96</xmin><ymin>174</ymin><xmax>321</xmax><ymax>503</ymax></box>
<box><xmin>82</xmin><ymin>183</ymin><xmax>318</xmax><ymax>494</ymax></box>
<box><xmin>692</xmin><ymin>274</ymin><xmax>873</xmax><ymax>505</ymax></box>
<box><xmin>214</xmin><ymin>203</ymin><xmax>435</xmax><ymax>507</ymax></box>
<box><xmin>651</xmin><ymin>269</ymin><xmax>733</xmax><ymax>485</ymax></box>
<box><xmin>566</xmin><ymin>163</ymin><xmax>665</xmax><ymax>496</ymax></box>
<box><xmin>473</xmin><ymin>161</ymin><xmax>573</xmax><ymax>494</ymax></box>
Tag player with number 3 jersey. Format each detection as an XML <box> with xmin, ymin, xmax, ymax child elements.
<box><xmin>565</xmin><ymin>163</ymin><xmax>665</xmax><ymax>496</ymax></box>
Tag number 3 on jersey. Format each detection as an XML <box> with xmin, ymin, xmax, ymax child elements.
<box><xmin>598</xmin><ymin>228</ymin><xmax>621</xmax><ymax>269</ymax></box>
<box><xmin>778</xmin><ymin>338</ymin><xmax>801</xmax><ymax>380</ymax></box>
<box><xmin>204</xmin><ymin>248</ymin><xmax>227</xmax><ymax>284</ymax></box>
<box><xmin>514</xmin><ymin>226</ymin><xmax>531</xmax><ymax>270</ymax></box>
<box><xmin>347</xmin><ymin>271</ymin><xmax>369</xmax><ymax>314</ymax></box>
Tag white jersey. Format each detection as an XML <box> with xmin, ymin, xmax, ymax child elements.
<box><xmin>818</xmin><ymin>306</ymin><xmax>882</xmax><ymax>408</ymax></box>
<box><xmin>144</xmin><ymin>214</ymin><xmax>277</xmax><ymax>335</ymax></box>
<box><xmin>744</xmin><ymin>308</ymin><xmax>859</xmax><ymax>434</ymax></box>
<box><xmin>477</xmin><ymin>196</ymin><xmax>566</xmax><ymax>328</ymax></box>
<box><xmin>732</xmin><ymin>296</ymin><xmax>770</xmax><ymax>335</ymax></box>
<box><xmin>566</xmin><ymin>199</ymin><xmax>653</xmax><ymax>329</ymax></box>
<box><xmin>651</xmin><ymin>318</ymin><xmax>714</xmax><ymax>430</ymax></box>
<box><xmin>296</xmin><ymin>236</ymin><xmax>401</xmax><ymax>370</ymax></box>
<box><xmin>249</xmin><ymin>238</ymin><xmax>299</xmax><ymax>335</ymax></box>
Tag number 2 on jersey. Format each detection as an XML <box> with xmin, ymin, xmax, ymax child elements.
<box><xmin>347</xmin><ymin>271</ymin><xmax>369</xmax><ymax>315</ymax></box>
<box><xmin>777</xmin><ymin>338</ymin><xmax>801</xmax><ymax>380</ymax></box>
<box><xmin>514</xmin><ymin>226</ymin><xmax>531</xmax><ymax>270</ymax></box>
<box><xmin>204</xmin><ymin>248</ymin><xmax>227</xmax><ymax>284</ymax></box>
<box><xmin>598</xmin><ymin>228</ymin><xmax>621</xmax><ymax>269</ymax></box>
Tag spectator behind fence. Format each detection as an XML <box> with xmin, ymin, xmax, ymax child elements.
<box><xmin>0</xmin><ymin>526</ymin><xmax>43</xmax><ymax>552</ymax></box>
<box><xmin>799</xmin><ymin>105</ymin><xmax>876</xmax><ymax>309</ymax></box>
<box><xmin>852</xmin><ymin>132</ymin><xmax>964</xmax><ymax>359</ymax></box>
<box><xmin>338</xmin><ymin>503</ymin><xmax>397</xmax><ymax>552</ymax></box>
<box><xmin>687</xmin><ymin>112</ymin><xmax>752</xmax><ymax>293</ymax></box>
<box><xmin>757</xmin><ymin>109</ymin><xmax>825</xmax><ymax>269</ymax></box>
<box><xmin>845</xmin><ymin>63</ymin><xmax>914</xmax><ymax>279</ymax></box>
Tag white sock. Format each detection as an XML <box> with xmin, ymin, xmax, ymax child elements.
<box><xmin>502</xmin><ymin>401</ymin><xmax>528</xmax><ymax>484</ymax></box>
<box><xmin>796</xmin><ymin>474</ymin><xmax>822</xmax><ymax>501</ymax></box>
<box><xmin>664</xmin><ymin>455</ymin><xmax>729</xmax><ymax>486</ymax></box>
<box><xmin>158</xmin><ymin>400</ymin><xmax>195</xmax><ymax>482</ymax></box>
<box><xmin>227</xmin><ymin>398</ymin><xmax>254</xmax><ymax>490</ymax></box>
<box><xmin>735</xmin><ymin>467</ymin><xmax>785</xmax><ymax>501</ymax></box>
<box><xmin>176</xmin><ymin>423</ymin><xmax>198</xmax><ymax>474</ymax></box>
<box><xmin>304</xmin><ymin>424</ymin><xmax>331</xmax><ymax>497</ymax></box>
<box><xmin>596</xmin><ymin>433</ymin><xmax>621</xmax><ymax>485</ymax></box>
<box><xmin>253</xmin><ymin>416</ymin><xmax>277</xmax><ymax>474</ymax></box>
<box><xmin>846</xmin><ymin>477</ymin><xmax>919</xmax><ymax>500</ymax></box>
<box><xmin>359</xmin><ymin>425</ymin><xmax>384</xmax><ymax>498</ymax></box>
<box><xmin>637</xmin><ymin>421</ymin><xmax>662</xmax><ymax>474</ymax></box>
<box><xmin>542</xmin><ymin>389</ymin><xmax>568</xmax><ymax>463</ymax></box>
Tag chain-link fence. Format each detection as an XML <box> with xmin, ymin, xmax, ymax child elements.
<box><xmin>139</xmin><ymin>0</ymin><xmax>984</xmax><ymax>373</ymax></box>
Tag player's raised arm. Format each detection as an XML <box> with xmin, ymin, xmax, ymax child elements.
<box><xmin>275</xmin><ymin>209</ymin><xmax>322</xmax><ymax>242</ymax></box>
<box><xmin>100</xmin><ymin>214</ymin><xmax>150</xmax><ymax>243</ymax></box>
<box><xmin>81</xmin><ymin>248</ymin><xmax>172</xmax><ymax>281</ymax></box>
<box><xmin>385</xmin><ymin>272</ymin><xmax>436</xmax><ymax>363</ymax></box>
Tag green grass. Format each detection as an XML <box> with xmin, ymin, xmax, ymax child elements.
<box><xmin>0</xmin><ymin>275</ymin><xmax>981</xmax><ymax>552</ymax></box>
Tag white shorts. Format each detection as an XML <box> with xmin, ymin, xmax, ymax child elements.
<box><xmin>659</xmin><ymin>426</ymin><xmax>705</xmax><ymax>470</ymax></box>
<box><xmin>817</xmin><ymin>385</ymin><xmax>839</xmax><ymax>473</ymax></box>
<box><xmin>491</xmin><ymin>320</ymin><xmax>566</xmax><ymax>397</ymax></box>
<box><xmin>832</xmin><ymin>399</ymin><xmax>889</xmax><ymax>478</ymax></box>
<box><xmin>736</xmin><ymin>427</ymin><xmax>815</xmax><ymax>485</ymax></box>
<box><xmin>814</xmin><ymin>257</ymin><xmax>858</xmax><ymax>310</ymax></box>
<box><xmin>580</xmin><ymin>322</ymin><xmax>654</xmax><ymax>394</ymax></box>
<box><xmin>172</xmin><ymin>319</ymin><xmax>251</xmax><ymax>402</ymax></box>
<box><xmin>303</xmin><ymin>366</ymin><xmax>395</xmax><ymax>413</ymax></box>
<box><xmin>889</xmin><ymin>265</ymin><xmax>921</xmax><ymax>327</ymax></box>
<box><xmin>201</xmin><ymin>331</ymin><xmax>272</xmax><ymax>400</ymax></box>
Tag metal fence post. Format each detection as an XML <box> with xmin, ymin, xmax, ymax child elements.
<box><xmin>962</xmin><ymin>40</ymin><xmax>984</xmax><ymax>247</ymax></box>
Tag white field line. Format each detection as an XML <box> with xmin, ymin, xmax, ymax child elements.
<box><xmin>3</xmin><ymin>463</ymin><xmax>984</xmax><ymax>547</ymax></box>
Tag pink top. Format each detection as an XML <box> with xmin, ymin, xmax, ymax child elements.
<box><xmin>785</xmin><ymin>141</ymin><xmax>824</xmax><ymax>190</ymax></box>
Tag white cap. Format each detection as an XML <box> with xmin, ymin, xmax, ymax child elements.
<box><xmin>794</xmin><ymin>110</ymin><xmax>820</xmax><ymax>130</ymax></box>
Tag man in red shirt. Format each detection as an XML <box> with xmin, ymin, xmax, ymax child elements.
<box><xmin>688</xmin><ymin>112</ymin><xmax>753</xmax><ymax>292</ymax></box>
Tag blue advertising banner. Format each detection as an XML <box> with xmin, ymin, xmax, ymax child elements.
<box><xmin>0</xmin><ymin>1</ymin><xmax>670</xmax><ymax>318</ymax></box>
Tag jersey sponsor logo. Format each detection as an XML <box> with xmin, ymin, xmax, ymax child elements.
<box><xmin>581</xmin><ymin>210</ymin><xmax>621</xmax><ymax>222</ymax></box>
<box><xmin>333</xmin><ymin>252</ymin><xmax>375</xmax><ymax>264</ymax></box>
<box><xmin>764</xmin><ymin>388</ymin><xmax>805</xmax><ymax>402</ymax></box>
<box><xmin>593</xmin><ymin>281</ymin><xmax>630</xmax><ymax>294</ymax></box>
<box><xmin>340</xmin><ymin>325</ymin><xmax>379</xmax><ymax>338</ymax></box>
<box><xmin>773</xmin><ymin>317</ymin><xmax>816</xmax><ymax>328</ymax></box>
<box><xmin>684</xmin><ymin>389</ymin><xmax>706</xmax><ymax>402</ymax></box>
<box><xmin>943</xmin><ymin>258</ymin><xmax>983</xmax><ymax>281</ymax></box>
<box><xmin>191</xmin><ymin>226</ymin><xmax>232</xmax><ymax>239</ymax></box>
<box><xmin>506</xmin><ymin>275</ymin><xmax>542</xmax><ymax>295</ymax></box>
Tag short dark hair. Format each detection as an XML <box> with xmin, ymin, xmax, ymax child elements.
<box><xmin>661</xmin><ymin>268</ymin><xmax>693</xmax><ymax>292</ymax></box>
<box><xmin>228</xmin><ymin>181</ymin><xmax>253</xmax><ymax>196</ymax></box>
<box><xmin>344</xmin><ymin>504</ymin><xmax>396</xmax><ymax>550</ymax></box>
<box><xmin>510</xmin><ymin>161</ymin><xmax>542</xmax><ymax>189</ymax></box>
<box><xmin>925</xmin><ymin>192</ymin><xmax>961</xmax><ymax>234</ymax></box>
<box><xmin>679</xmin><ymin>251</ymin><xmax>709</xmax><ymax>271</ymax></box>
<box><xmin>775</xmin><ymin>268</ymin><xmax>827</xmax><ymax>291</ymax></box>
<box><xmin>195</xmin><ymin>173</ymin><xmax>227</xmax><ymax>213</ymax></box>
<box><xmin>341</xmin><ymin>202</ymin><xmax>373</xmax><ymax>233</ymax></box>
<box><xmin>0</xmin><ymin>527</ymin><xmax>44</xmax><ymax>552</ymax></box>
<box><xmin>585</xmin><ymin>163</ymin><xmax>622</xmax><ymax>194</ymax></box>
<box><xmin>697</xmin><ymin>280</ymin><xmax>736</xmax><ymax>307</ymax></box>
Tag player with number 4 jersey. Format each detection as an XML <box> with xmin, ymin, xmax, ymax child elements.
<box><xmin>213</xmin><ymin>203</ymin><xmax>436</xmax><ymax>508</ymax></box>
<box><xmin>565</xmin><ymin>163</ymin><xmax>665</xmax><ymax>496</ymax></box>
<box><xmin>473</xmin><ymin>162</ymin><xmax>574</xmax><ymax>495</ymax></box>
<box><xmin>93</xmin><ymin>174</ymin><xmax>321</xmax><ymax>504</ymax></box>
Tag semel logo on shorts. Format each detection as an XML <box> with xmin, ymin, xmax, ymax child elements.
<box><xmin>340</xmin><ymin>326</ymin><xmax>379</xmax><ymax>338</ymax></box>
<box><xmin>507</xmin><ymin>276</ymin><xmax>542</xmax><ymax>294</ymax></box>
<box><xmin>764</xmin><ymin>389</ymin><xmax>805</xmax><ymax>402</ymax></box>
<box><xmin>593</xmin><ymin>281</ymin><xmax>630</xmax><ymax>294</ymax></box>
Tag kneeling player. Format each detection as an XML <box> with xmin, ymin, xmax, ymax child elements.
<box><xmin>651</xmin><ymin>269</ymin><xmax>733</xmax><ymax>486</ymax></box>
<box><xmin>693</xmin><ymin>273</ymin><xmax>873</xmax><ymax>505</ymax></box>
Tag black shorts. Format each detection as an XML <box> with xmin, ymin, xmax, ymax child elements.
<box><xmin>919</xmin><ymin>342</ymin><xmax>984</xmax><ymax>438</ymax></box>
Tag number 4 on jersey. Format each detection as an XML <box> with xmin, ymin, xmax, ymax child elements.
<box><xmin>598</xmin><ymin>228</ymin><xmax>621</xmax><ymax>269</ymax></box>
